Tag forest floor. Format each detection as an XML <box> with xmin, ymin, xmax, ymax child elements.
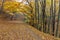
<box><xmin>0</xmin><ymin>19</ymin><xmax>60</xmax><ymax>40</ymax></box>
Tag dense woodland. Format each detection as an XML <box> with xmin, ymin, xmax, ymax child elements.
<box><xmin>0</xmin><ymin>0</ymin><xmax>60</xmax><ymax>38</ymax></box>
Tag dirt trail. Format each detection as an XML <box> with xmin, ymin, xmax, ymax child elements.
<box><xmin>0</xmin><ymin>20</ymin><xmax>60</xmax><ymax>40</ymax></box>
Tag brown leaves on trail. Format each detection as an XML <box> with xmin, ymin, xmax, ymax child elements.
<box><xmin>0</xmin><ymin>20</ymin><xmax>59</xmax><ymax>40</ymax></box>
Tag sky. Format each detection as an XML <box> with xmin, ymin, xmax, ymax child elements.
<box><xmin>15</xmin><ymin>0</ymin><xmax>28</xmax><ymax>4</ymax></box>
<box><xmin>15</xmin><ymin>0</ymin><xmax>22</xmax><ymax>2</ymax></box>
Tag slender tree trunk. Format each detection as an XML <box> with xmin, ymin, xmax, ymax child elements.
<box><xmin>56</xmin><ymin>0</ymin><xmax>60</xmax><ymax>37</ymax></box>
<box><xmin>1</xmin><ymin>0</ymin><xmax>4</xmax><ymax>13</ymax></box>
<box><xmin>49</xmin><ymin>0</ymin><xmax>53</xmax><ymax>35</ymax></box>
<box><xmin>41</xmin><ymin>0</ymin><xmax>46</xmax><ymax>32</ymax></box>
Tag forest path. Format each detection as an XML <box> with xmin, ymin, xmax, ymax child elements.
<box><xmin>0</xmin><ymin>20</ymin><xmax>59</xmax><ymax>40</ymax></box>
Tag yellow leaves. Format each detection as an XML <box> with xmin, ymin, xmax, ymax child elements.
<box><xmin>3</xmin><ymin>1</ymin><xmax>19</xmax><ymax>13</ymax></box>
<box><xmin>2</xmin><ymin>1</ymin><xmax>33</xmax><ymax>23</ymax></box>
<box><xmin>29</xmin><ymin>1</ymin><xmax>35</xmax><ymax>17</ymax></box>
<box><xmin>30</xmin><ymin>1</ymin><xmax>35</xmax><ymax>7</ymax></box>
<box><xmin>4</xmin><ymin>1</ymin><xmax>20</xmax><ymax>6</ymax></box>
<box><xmin>3</xmin><ymin>1</ymin><xmax>32</xmax><ymax>16</ymax></box>
<box><xmin>24</xmin><ymin>5</ymin><xmax>32</xmax><ymax>10</ymax></box>
<box><xmin>20</xmin><ymin>3</ymin><xmax>32</xmax><ymax>10</ymax></box>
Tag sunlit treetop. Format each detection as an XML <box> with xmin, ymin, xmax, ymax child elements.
<box><xmin>3</xmin><ymin>1</ymin><xmax>32</xmax><ymax>15</ymax></box>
